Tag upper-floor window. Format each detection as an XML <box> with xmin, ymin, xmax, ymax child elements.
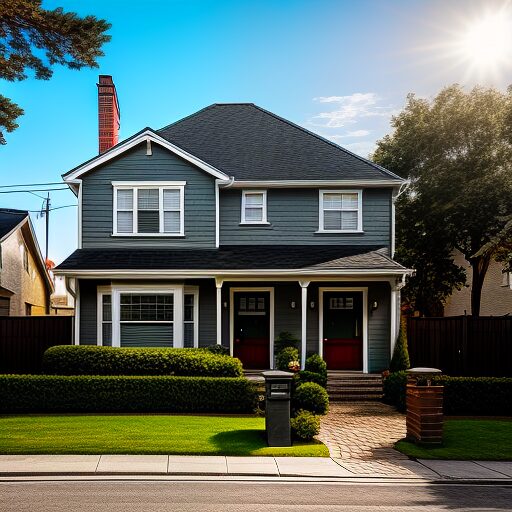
<box><xmin>318</xmin><ymin>190</ymin><xmax>363</xmax><ymax>233</ymax></box>
<box><xmin>241</xmin><ymin>190</ymin><xmax>268</xmax><ymax>224</ymax></box>
<box><xmin>22</xmin><ymin>244</ymin><xmax>29</xmax><ymax>272</ymax></box>
<box><xmin>112</xmin><ymin>182</ymin><xmax>185</xmax><ymax>236</ymax></box>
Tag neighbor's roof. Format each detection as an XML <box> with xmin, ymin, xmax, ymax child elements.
<box><xmin>0</xmin><ymin>208</ymin><xmax>28</xmax><ymax>241</ymax></box>
<box><xmin>158</xmin><ymin>104</ymin><xmax>402</xmax><ymax>181</ymax></box>
<box><xmin>55</xmin><ymin>245</ymin><xmax>407</xmax><ymax>273</ymax></box>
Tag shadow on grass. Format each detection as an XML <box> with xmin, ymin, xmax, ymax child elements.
<box><xmin>210</xmin><ymin>429</ymin><xmax>267</xmax><ymax>455</ymax></box>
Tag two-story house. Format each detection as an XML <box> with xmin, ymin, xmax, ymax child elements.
<box><xmin>56</xmin><ymin>98</ymin><xmax>411</xmax><ymax>372</ymax></box>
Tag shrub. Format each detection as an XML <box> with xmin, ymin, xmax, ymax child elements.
<box><xmin>389</xmin><ymin>317</ymin><xmax>410</xmax><ymax>372</ymax></box>
<box><xmin>383</xmin><ymin>372</ymin><xmax>512</xmax><ymax>416</ymax></box>
<box><xmin>293</xmin><ymin>382</ymin><xmax>329</xmax><ymax>415</ymax></box>
<box><xmin>274</xmin><ymin>331</ymin><xmax>299</xmax><ymax>353</ymax></box>
<box><xmin>295</xmin><ymin>370</ymin><xmax>327</xmax><ymax>388</ymax></box>
<box><xmin>305</xmin><ymin>354</ymin><xmax>327</xmax><ymax>378</ymax></box>
<box><xmin>291</xmin><ymin>410</ymin><xmax>320</xmax><ymax>441</ymax></box>
<box><xmin>203</xmin><ymin>344</ymin><xmax>230</xmax><ymax>356</ymax></box>
<box><xmin>0</xmin><ymin>374</ymin><xmax>257</xmax><ymax>413</ymax></box>
<box><xmin>382</xmin><ymin>371</ymin><xmax>408</xmax><ymax>412</ymax></box>
<box><xmin>276</xmin><ymin>347</ymin><xmax>299</xmax><ymax>371</ymax></box>
<box><xmin>42</xmin><ymin>346</ymin><xmax>243</xmax><ymax>377</ymax></box>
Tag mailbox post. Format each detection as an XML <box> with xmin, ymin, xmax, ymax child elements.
<box><xmin>262</xmin><ymin>370</ymin><xmax>294</xmax><ymax>447</ymax></box>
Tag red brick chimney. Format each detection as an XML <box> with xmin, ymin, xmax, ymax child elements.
<box><xmin>97</xmin><ymin>75</ymin><xmax>120</xmax><ymax>154</ymax></box>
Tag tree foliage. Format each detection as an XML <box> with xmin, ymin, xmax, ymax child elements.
<box><xmin>0</xmin><ymin>0</ymin><xmax>111</xmax><ymax>143</ymax></box>
<box><xmin>374</xmin><ymin>85</ymin><xmax>512</xmax><ymax>315</ymax></box>
<box><xmin>389</xmin><ymin>316</ymin><xmax>410</xmax><ymax>373</ymax></box>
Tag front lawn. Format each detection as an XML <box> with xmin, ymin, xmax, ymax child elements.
<box><xmin>0</xmin><ymin>414</ymin><xmax>328</xmax><ymax>457</ymax></box>
<box><xmin>395</xmin><ymin>418</ymin><xmax>512</xmax><ymax>460</ymax></box>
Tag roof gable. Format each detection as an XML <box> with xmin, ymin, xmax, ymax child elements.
<box><xmin>0</xmin><ymin>209</ymin><xmax>28</xmax><ymax>241</ymax></box>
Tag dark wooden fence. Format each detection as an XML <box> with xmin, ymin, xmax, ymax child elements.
<box><xmin>0</xmin><ymin>316</ymin><xmax>73</xmax><ymax>374</ymax></box>
<box><xmin>407</xmin><ymin>315</ymin><xmax>512</xmax><ymax>377</ymax></box>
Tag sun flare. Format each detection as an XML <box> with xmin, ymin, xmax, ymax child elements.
<box><xmin>458</xmin><ymin>11</ymin><xmax>512</xmax><ymax>68</ymax></box>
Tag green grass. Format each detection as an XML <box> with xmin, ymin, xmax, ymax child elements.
<box><xmin>0</xmin><ymin>414</ymin><xmax>328</xmax><ymax>457</ymax></box>
<box><xmin>395</xmin><ymin>418</ymin><xmax>512</xmax><ymax>460</ymax></box>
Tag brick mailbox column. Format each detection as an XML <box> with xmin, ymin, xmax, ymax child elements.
<box><xmin>406</xmin><ymin>367</ymin><xmax>443</xmax><ymax>445</ymax></box>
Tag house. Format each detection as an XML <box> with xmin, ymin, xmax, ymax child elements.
<box><xmin>55</xmin><ymin>80</ymin><xmax>411</xmax><ymax>371</ymax></box>
<box><xmin>0</xmin><ymin>209</ymin><xmax>54</xmax><ymax>316</ymax></box>
<box><xmin>444</xmin><ymin>250</ymin><xmax>512</xmax><ymax>316</ymax></box>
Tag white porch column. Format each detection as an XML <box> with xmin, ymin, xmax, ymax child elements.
<box><xmin>299</xmin><ymin>281</ymin><xmax>310</xmax><ymax>370</ymax></box>
<box><xmin>390</xmin><ymin>276</ymin><xmax>406</xmax><ymax>356</ymax></box>
<box><xmin>215</xmin><ymin>278</ymin><xmax>223</xmax><ymax>345</ymax></box>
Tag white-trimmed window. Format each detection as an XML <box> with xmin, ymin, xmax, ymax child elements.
<box><xmin>319</xmin><ymin>190</ymin><xmax>362</xmax><ymax>232</ymax></box>
<box><xmin>97</xmin><ymin>287</ymin><xmax>112</xmax><ymax>346</ymax></box>
<box><xmin>241</xmin><ymin>190</ymin><xmax>268</xmax><ymax>224</ymax></box>
<box><xmin>97</xmin><ymin>284</ymin><xmax>199</xmax><ymax>348</ymax></box>
<box><xmin>113</xmin><ymin>182</ymin><xmax>185</xmax><ymax>236</ymax></box>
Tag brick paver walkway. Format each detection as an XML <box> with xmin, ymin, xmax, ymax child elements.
<box><xmin>317</xmin><ymin>402</ymin><xmax>428</xmax><ymax>477</ymax></box>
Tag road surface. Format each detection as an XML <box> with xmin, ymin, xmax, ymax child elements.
<box><xmin>1</xmin><ymin>479</ymin><xmax>511</xmax><ymax>511</ymax></box>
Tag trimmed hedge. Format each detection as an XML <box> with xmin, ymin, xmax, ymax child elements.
<box><xmin>42</xmin><ymin>346</ymin><xmax>243</xmax><ymax>377</ymax></box>
<box><xmin>295</xmin><ymin>370</ymin><xmax>327</xmax><ymax>388</ymax></box>
<box><xmin>291</xmin><ymin>410</ymin><xmax>320</xmax><ymax>441</ymax></box>
<box><xmin>304</xmin><ymin>354</ymin><xmax>327</xmax><ymax>379</ymax></box>
<box><xmin>0</xmin><ymin>374</ymin><xmax>257</xmax><ymax>413</ymax></box>
<box><xmin>293</xmin><ymin>382</ymin><xmax>329</xmax><ymax>415</ymax></box>
<box><xmin>275</xmin><ymin>347</ymin><xmax>299</xmax><ymax>371</ymax></box>
<box><xmin>383</xmin><ymin>372</ymin><xmax>512</xmax><ymax>415</ymax></box>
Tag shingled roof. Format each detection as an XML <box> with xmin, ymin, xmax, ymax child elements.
<box><xmin>157</xmin><ymin>103</ymin><xmax>402</xmax><ymax>182</ymax></box>
<box><xmin>0</xmin><ymin>209</ymin><xmax>28</xmax><ymax>240</ymax></box>
<box><xmin>56</xmin><ymin>246</ymin><xmax>406</xmax><ymax>272</ymax></box>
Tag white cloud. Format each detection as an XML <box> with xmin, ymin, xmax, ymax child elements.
<box><xmin>311</xmin><ymin>93</ymin><xmax>394</xmax><ymax>128</ymax></box>
<box><xmin>344</xmin><ymin>140</ymin><xmax>377</xmax><ymax>158</ymax></box>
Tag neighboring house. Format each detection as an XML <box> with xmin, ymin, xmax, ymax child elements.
<box><xmin>55</xmin><ymin>89</ymin><xmax>411</xmax><ymax>371</ymax></box>
<box><xmin>0</xmin><ymin>209</ymin><xmax>54</xmax><ymax>316</ymax></box>
<box><xmin>444</xmin><ymin>250</ymin><xmax>512</xmax><ymax>316</ymax></box>
<box><xmin>50</xmin><ymin>275</ymin><xmax>75</xmax><ymax>316</ymax></box>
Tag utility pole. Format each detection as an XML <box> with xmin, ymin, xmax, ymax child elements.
<box><xmin>44</xmin><ymin>192</ymin><xmax>50</xmax><ymax>263</ymax></box>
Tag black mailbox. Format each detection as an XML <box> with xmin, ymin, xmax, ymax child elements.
<box><xmin>263</xmin><ymin>370</ymin><xmax>294</xmax><ymax>447</ymax></box>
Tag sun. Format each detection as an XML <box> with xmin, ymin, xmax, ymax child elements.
<box><xmin>457</xmin><ymin>11</ymin><xmax>512</xmax><ymax>68</ymax></box>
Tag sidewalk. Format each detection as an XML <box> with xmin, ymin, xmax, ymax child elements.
<box><xmin>1</xmin><ymin>455</ymin><xmax>512</xmax><ymax>481</ymax></box>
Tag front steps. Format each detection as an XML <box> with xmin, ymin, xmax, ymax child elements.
<box><xmin>327</xmin><ymin>372</ymin><xmax>383</xmax><ymax>402</ymax></box>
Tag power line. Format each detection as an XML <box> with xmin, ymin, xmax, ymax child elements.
<box><xmin>0</xmin><ymin>187</ymin><xmax>69</xmax><ymax>194</ymax></box>
<box><xmin>0</xmin><ymin>182</ymin><xmax>66</xmax><ymax>189</ymax></box>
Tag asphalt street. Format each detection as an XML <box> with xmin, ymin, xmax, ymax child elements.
<box><xmin>1</xmin><ymin>479</ymin><xmax>512</xmax><ymax>511</ymax></box>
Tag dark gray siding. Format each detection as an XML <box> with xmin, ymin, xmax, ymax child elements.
<box><xmin>81</xmin><ymin>143</ymin><xmax>216</xmax><ymax>248</ymax></box>
<box><xmin>367</xmin><ymin>282</ymin><xmax>391</xmax><ymax>372</ymax></box>
<box><xmin>79</xmin><ymin>279</ymin><xmax>100</xmax><ymax>345</ymax></box>
<box><xmin>197</xmin><ymin>280</ymin><xmax>216</xmax><ymax>346</ymax></box>
<box><xmin>219</xmin><ymin>188</ymin><xmax>391</xmax><ymax>246</ymax></box>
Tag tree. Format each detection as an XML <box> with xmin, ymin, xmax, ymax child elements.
<box><xmin>389</xmin><ymin>316</ymin><xmax>410</xmax><ymax>372</ymax></box>
<box><xmin>374</xmin><ymin>85</ymin><xmax>512</xmax><ymax>316</ymax></box>
<box><xmin>0</xmin><ymin>0</ymin><xmax>111</xmax><ymax>144</ymax></box>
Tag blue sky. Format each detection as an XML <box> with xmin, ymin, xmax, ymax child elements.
<box><xmin>1</xmin><ymin>0</ymin><xmax>511</xmax><ymax>263</ymax></box>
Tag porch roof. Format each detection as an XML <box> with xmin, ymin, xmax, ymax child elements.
<box><xmin>55</xmin><ymin>245</ymin><xmax>408</xmax><ymax>274</ymax></box>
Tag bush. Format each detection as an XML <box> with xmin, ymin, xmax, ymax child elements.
<box><xmin>293</xmin><ymin>382</ymin><xmax>329</xmax><ymax>415</ymax></box>
<box><xmin>383</xmin><ymin>372</ymin><xmax>512</xmax><ymax>416</ymax></box>
<box><xmin>42</xmin><ymin>346</ymin><xmax>243</xmax><ymax>377</ymax></box>
<box><xmin>0</xmin><ymin>374</ymin><xmax>257</xmax><ymax>413</ymax></box>
<box><xmin>435</xmin><ymin>376</ymin><xmax>512</xmax><ymax>416</ymax></box>
<box><xmin>305</xmin><ymin>354</ymin><xmax>327</xmax><ymax>378</ymax></box>
<box><xmin>203</xmin><ymin>344</ymin><xmax>230</xmax><ymax>356</ymax></box>
<box><xmin>389</xmin><ymin>317</ymin><xmax>410</xmax><ymax>372</ymax></box>
<box><xmin>291</xmin><ymin>410</ymin><xmax>320</xmax><ymax>441</ymax></box>
<box><xmin>382</xmin><ymin>371</ymin><xmax>407</xmax><ymax>412</ymax></box>
<box><xmin>295</xmin><ymin>370</ymin><xmax>327</xmax><ymax>388</ymax></box>
<box><xmin>274</xmin><ymin>331</ymin><xmax>299</xmax><ymax>353</ymax></box>
<box><xmin>275</xmin><ymin>347</ymin><xmax>299</xmax><ymax>371</ymax></box>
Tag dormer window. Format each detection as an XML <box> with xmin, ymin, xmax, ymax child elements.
<box><xmin>241</xmin><ymin>190</ymin><xmax>268</xmax><ymax>224</ymax></box>
<box><xmin>112</xmin><ymin>182</ymin><xmax>185</xmax><ymax>236</ymax></box>
<box><xmin>319</xmin><ymin>190</ymin><xmax>363</xmax><ymax>233</ymax></box>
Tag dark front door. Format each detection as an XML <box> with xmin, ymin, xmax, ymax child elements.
<box><xmin>323</xmin><ymin>291</ymin><xmax>363</xmax><ymax>370</ymax></box>
<box><xmin>233</xmin><ymin>291</ymin><xmax>270</xmax><ymax>369</ymax></box>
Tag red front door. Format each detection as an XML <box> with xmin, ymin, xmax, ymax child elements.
<box><xmin>322</xmin><ymin>291</ymin><xmax>363</xmax><ymax>370</ymax></box>
<box><xmin>233</xmin><ymin>292</ymin><xmax>270</xmax><ymax>369</ymax></box>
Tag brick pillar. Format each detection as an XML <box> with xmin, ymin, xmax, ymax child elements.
<box><xmin>406</xmin><ymin>382</ymin><xmax>444</xmax><ymax>444</ymax></box>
